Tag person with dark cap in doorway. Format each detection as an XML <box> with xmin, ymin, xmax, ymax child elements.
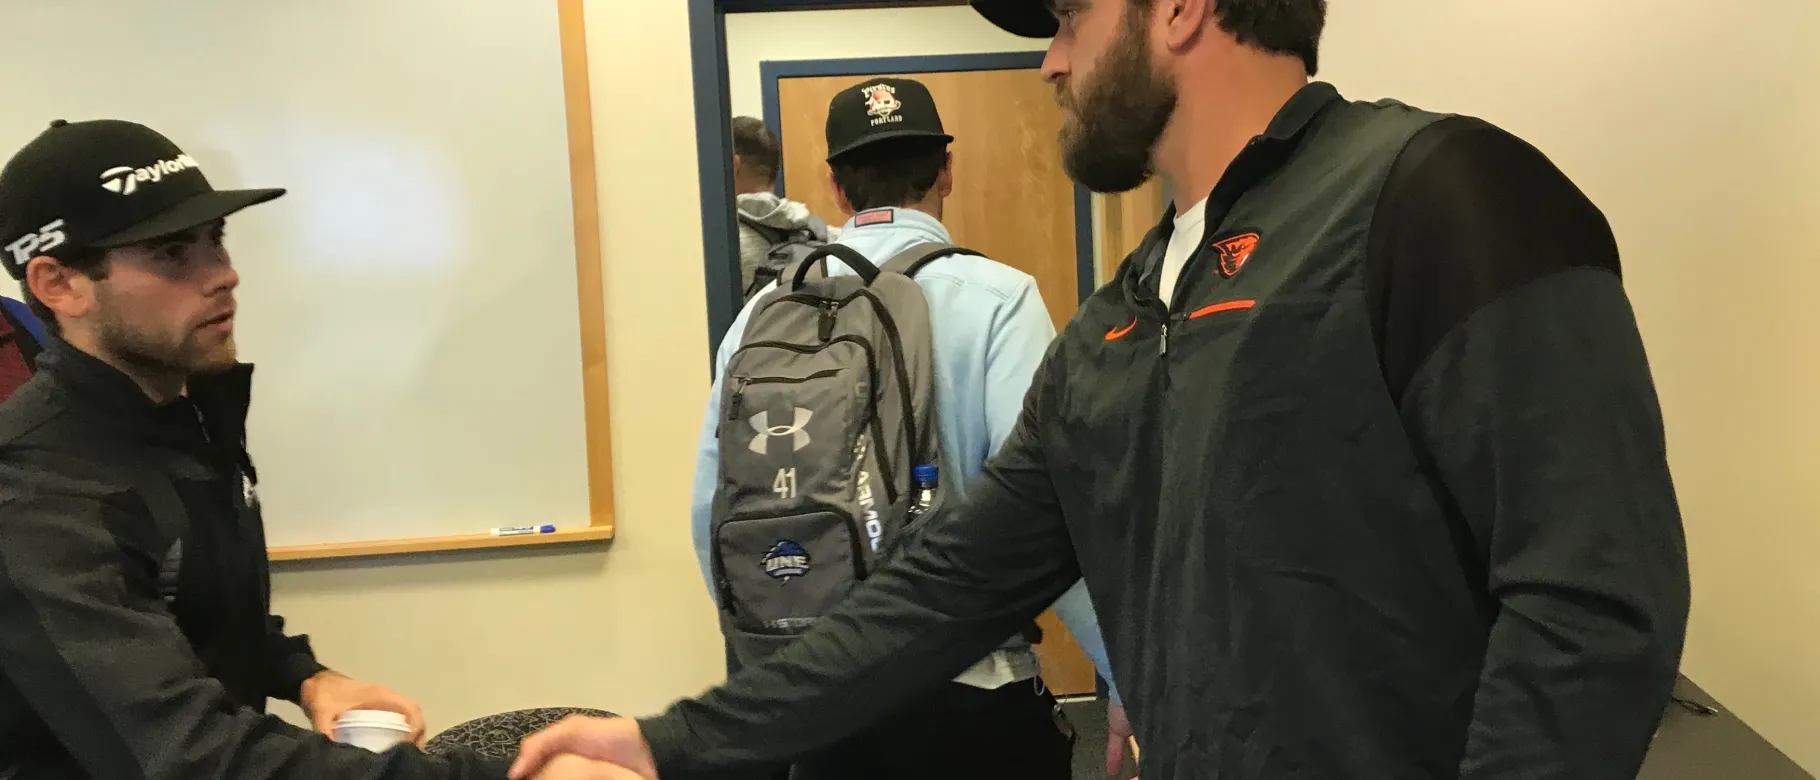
<box><xmin>0</xmin><ymin>120</ymin><xmax>631</xmax><ymax>780</ymax></box>
<box><xmin>684</xmin><ymin>77</ymin><xmax>1120</xmax><ymax>780</ymax></box>
<box><xmin>510</xmin><ymin>1</ymin><xmax>1691</xmax><ymax>778</ymax></box>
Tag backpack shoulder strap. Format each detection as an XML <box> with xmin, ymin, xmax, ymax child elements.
<box><xmin>878</xmin><ymin>242</ymin><xmax>978</xmax><ymax>279</ymax></box>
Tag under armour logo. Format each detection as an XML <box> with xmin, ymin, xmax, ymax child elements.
<box><xmin>748</xmin><ymin>408</ymin><xmax>813</xmax><ymax>454</ymax></box>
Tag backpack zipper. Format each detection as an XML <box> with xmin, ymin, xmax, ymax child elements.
<box><xmin>726</xmin><ymin>368</ymin><xmax>844</xmax><ymax>421</ymax></box>
<box><xmin>727</xmin><ymin>377</ymin><xmax>750</xmax><ymax>421</ymax></box>
<box><xmin>851</xmin><ymin>289</ymin><xmax>920</xmax><ymax>466</ymax></box>
<box><xmin>768</xmin><ymin>292</ymin><xmax>851</xmax><ymax>345</ymax></box>
<box><xmin>818</xmin><ymin>300</ymin><xmax>838</xmax><ymax>342</ymax></box>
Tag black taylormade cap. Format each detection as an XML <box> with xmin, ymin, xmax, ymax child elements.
<box><xmin>0</xmin><ymin>119</ymin><xmax>285</xmax><ymax>280</ymax></box>
<box><xmin>824</xmin><ymin>77</ymin><xmax>955</xmax><ymax>161</ymax></box>
<box><xmin>970</xmin><ymin>0</ymin><xmax>1059</xmax><ymax>38</ymax></box>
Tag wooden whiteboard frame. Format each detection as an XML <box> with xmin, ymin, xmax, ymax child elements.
<box><xmin>268</xmin><ymin>0</ymin><xmax>614</xmax><ymax>562</ymax></box>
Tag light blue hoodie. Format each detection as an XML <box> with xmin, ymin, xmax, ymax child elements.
<box><xmin>690</xmin><ymin>206</ymin><xmax>1118</xmax><ymax>700</ymax></box>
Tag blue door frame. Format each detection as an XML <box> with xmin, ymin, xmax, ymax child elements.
<box><xmin>690</xmin><ymin>0</ymin><xmax>1090</xmax><ymax>363</ymax></box>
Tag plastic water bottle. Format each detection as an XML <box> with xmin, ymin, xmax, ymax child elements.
<box><xmin>907</xmin><ymin>464</ymin><xmax>938</xmax><ymax>524</ymax></box>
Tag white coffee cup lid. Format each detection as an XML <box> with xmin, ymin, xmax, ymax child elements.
<box><xmin>335</xmin><ymin>709</ymin><xmax>410</xmax><ymax>731</ymax></box>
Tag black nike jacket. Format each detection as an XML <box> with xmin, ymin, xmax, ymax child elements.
<box><xmin>0</xmin><ymin>340</ymin><xmax>509</xmax><ymax>779</ymax></box>
<box><xmin>635</xmin><ymin>82</ymin><xmax>1692</xmax><ymax>779</ymax></box>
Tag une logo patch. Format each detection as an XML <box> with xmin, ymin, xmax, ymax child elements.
<box><xmin>763</xmin><ymin>540</ymin><xmax>811</xmax><ymax>581</ymax></box>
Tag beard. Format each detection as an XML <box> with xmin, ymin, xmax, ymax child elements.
<box><xmin>92</xmin><ymin>295</ymin><xmax>238</xmax><ymax>382</ymax></box>
<box><xmin>95</xmin><ymin>318</ymin><xmax>237</xmax><ymax>380</ymax></box>
<box><xmin>1057</xmin><ymin>13</ymin><xmax>1178</xmax><ymax>194</ymax></box>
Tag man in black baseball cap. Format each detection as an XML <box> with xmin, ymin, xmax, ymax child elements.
<box><xmin>0</xmin><ymin>119</ymin><xmax>283</xmax><ymax>282</ymax></box>
<box><xmin>682</xmin><ymin>76</ymin><xmax>1119</xmax><ymax>780</ymax></box>
<box><xmin>0</xmin><ymin>120</ymin><xmax>610</xmax><ymax>780</ymax></box>
<box><xmin>509</xmin><ymin>1</ymin><xmax>1688</xmax><ymax>779</ymax></box>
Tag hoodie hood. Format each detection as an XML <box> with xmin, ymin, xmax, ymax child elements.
<box><xmin>736</xmin><ymin>192</ymin><xmax>818</xmax><ymax>231</ymax></box>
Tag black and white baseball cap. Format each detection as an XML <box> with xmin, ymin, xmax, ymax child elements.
<box><xmin>823</xmin><ymin>77</ymin><xmax>955</xmax><ymax>161</ymax></box>
<box><xmin>0</xmin><ymin>119</ymin><xmax>285</xmax><ymax>280</ymax></box>
<box><xmin>970</xmin><ymin>0</ymin><xmax>1060</xmax><ymax>38</ymax></box>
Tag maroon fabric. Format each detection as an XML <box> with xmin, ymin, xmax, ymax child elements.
<box><xmin>0</xmin><ymin>315</ymin><xmax>32</xmax><ymax>403</ymax></box>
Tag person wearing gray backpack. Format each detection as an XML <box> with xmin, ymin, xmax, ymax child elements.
<box><xmin>687</xmin><ymin>78</ymin><xmax>1117</xmax><ymax>780</ymax></box>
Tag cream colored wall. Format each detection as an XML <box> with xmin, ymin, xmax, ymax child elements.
<box><xmin>264</xmin><ymin>1</ymin><xmax>1820</xmax><ymax>771</ymax></box>
<box><xmin>266</xmin><ymin>0</ymin><xmax>725</xmax><ymax>731</ymax></box>
<box><xmin>1325</xmin><ymin>0</ymin><xmax>1820</xmax><ymax>770</ymax></box>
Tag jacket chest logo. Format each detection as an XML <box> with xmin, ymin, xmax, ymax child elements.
<box><xmin>1209</xmin><ymin>231</ymin><xmax>1260</xmax><ymax>278</ymax></box>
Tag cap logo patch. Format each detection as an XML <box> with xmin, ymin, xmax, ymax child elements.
<box><xmin>4</xmin><ymin>219</ymin><xmax>67</xmax><ymax>269</ymax></box>
<box><xmin>1210</xmin><ymin>232</ymin><xmax>1260</xmax><ymax>278</ymax></box>
<box><xmin>99</xmin><ymin>154</ymin><xmax>199</xmax><ymax>195</ymax></box>
<box><xmin>863</xmin><ymin>84</ymin><xmax>903</xmax><ymax>127</ymax></box>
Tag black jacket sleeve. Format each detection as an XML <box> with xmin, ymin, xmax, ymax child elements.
<box><xmin>639</xmin><ymin>352</ymin><xmax>1083</xmax><ymax>776</ymax></box>
<box><xmin>0</xmin><ymin>468</ymin><xmax>510</xmax><ymax>780</ymax></box>
<box><xmin>1372</xmin><ymin>117</ymin><xmax>1691</xmax><ymax>779</ymax></box>
<box><xmin>263</xmin><ymin>614</ymin><xmax>327</xmax><ymax>704</ymax></box>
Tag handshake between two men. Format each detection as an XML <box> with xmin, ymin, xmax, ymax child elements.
<box><xmin>508</xmin><ymin>717</ymin><xmax>656</xmax><ymax>780</ymax></box>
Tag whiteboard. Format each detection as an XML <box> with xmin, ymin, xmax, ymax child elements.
<box><xmin>0</xmin><ymin>0</ymin><xmax>596</xmax><ymax>548</ymax></box>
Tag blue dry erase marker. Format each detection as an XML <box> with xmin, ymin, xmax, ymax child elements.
<box><xmin>490</xmin><ymin>525</ymin><xmax>556</xmax><ymax>537</ymax></box>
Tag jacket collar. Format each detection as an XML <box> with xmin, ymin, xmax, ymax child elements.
<box><xmin>38</xmin><ymin>336</ymin><xmax>255</xmax><ymax>441</ymax></box>
<box><xmin>1129</xmin><ymin>81</ymin><xmax>1344</xmax><ymax>295</ymax></box>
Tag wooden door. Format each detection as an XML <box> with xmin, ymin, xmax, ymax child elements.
<box><xmin>776</xmin><ymin>65</ymin><xmax>1097</xmax><ymax>695</ymax></box>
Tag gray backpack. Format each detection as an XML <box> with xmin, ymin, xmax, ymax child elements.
<box><xmin>741</xmin><ymin>215</ymin><xmax>831</xmax><ymax>302</ymax></box>
<box><xmin>710</xmin><ymin>241</ymin><xmax>972</xmax><ymax>662</ymax></box>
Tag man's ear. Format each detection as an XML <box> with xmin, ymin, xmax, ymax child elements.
<box><xmin>827</xmin><ymin>167</ymin><xmax>855</xmax><ymax>216</ymax></box>
<box><xmin>1159</xmin><ymin>0</ymin><xmax>1210</xmax><ymax>53</ymax></box>
<box><xmin>25</xmin><ymin>255</ymin><xmax>96</xmax><ymax>322</ymax></box>
<box><xmin>936</xmin><ymin>150</ymin><xmax>955</xmax><ymax>199</ymax></box>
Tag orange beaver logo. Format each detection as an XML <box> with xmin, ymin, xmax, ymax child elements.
<box><xmin>1211</xmin><ymin>232</ymin><xmax>1259</xmax><ymax>278</ymax></box>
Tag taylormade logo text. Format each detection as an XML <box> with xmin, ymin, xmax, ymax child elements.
<box><xmin>100</xmin><ymin>154</ymin><xmax>199</xmax><ymax>195</ymax></box>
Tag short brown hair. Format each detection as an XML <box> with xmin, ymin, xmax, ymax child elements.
<box><xmin>731</xmin><ymin>116</ymin><xmax>780</xmax><ymax>183</ymax></box>
<box><xmin>828</xmin><ymin>138</ymin><xmax>947</xmax><ymax>213</ymax></box>
<box><xmin>1134</xmin><ymin>0</ymin><xmax>1326</xmax><ymax>75</ymax></box>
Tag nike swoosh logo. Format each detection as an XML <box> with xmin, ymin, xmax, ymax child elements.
<box><xmin>1105</xmin><ymin>318</ymin><xmax>1137</xmax><ymax>341</ymax></box>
